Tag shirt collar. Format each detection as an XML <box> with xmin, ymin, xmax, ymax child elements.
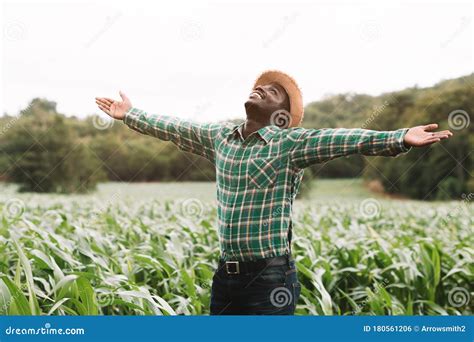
<box><xmin>230</xmin><ymin>122</ymin><xmax>279</xmax><ymax>145</ymax></box>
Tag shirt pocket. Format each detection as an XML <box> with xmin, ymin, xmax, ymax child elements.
<box><xmin>248</xmin><ymin>157</ymin><xmax>282</xmax><ymax>189</ymax></box>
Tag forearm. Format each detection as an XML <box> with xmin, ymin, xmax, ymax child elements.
<box><xmin>352</xmin><ymin>128</ymin><xmax>411</xmax><ymax>157</ymax></box>
<box><xmin>123</xmin><ymin>107</ymin><xmax>181</xmax><ymax>142</ymax></box>
<box><xmin>123</xmin><ymin>107</ymin><xmax>220</xmax><ymax>162</ymax></box>
<box><xmin>289</xmin><ymin>127</ymin><xmax>412</xmax><ymax>169</ymax></box>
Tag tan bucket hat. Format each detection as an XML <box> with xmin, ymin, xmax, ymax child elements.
<box><xmin>253</xmin><ymin>70</ymin><xmax>304</xmax><ymax>127</ymax></box>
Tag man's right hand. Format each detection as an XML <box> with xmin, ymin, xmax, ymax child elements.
<box><xmin>95</xmin><ymin>91</ymin><xmax>132</xmax><ymax>120</ymax></box>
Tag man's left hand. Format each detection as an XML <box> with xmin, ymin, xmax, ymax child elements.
<box><xmin>404</xmin><ymin>123</ymin><xmax>453</xmax><ymax>147</ymax></box>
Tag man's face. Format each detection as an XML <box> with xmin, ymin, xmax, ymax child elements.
<box><xmin>244</xmin><ymin>82</ymin><xmax>290</xmax><ymax>125</ymax></box>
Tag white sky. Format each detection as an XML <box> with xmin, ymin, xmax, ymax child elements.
<box><xmin>2</xmin><ymin>0</ymin><xmax>473</xmax><ymax>122</ymax></box>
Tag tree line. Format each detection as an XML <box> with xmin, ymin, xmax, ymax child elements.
<box><xmin>0</xmin><ymin>73</ymin><xmax>472</xmax><ymax>199</ymax></box>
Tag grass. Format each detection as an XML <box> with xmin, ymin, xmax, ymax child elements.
<box><xmin>0</xmin><ymin>180</ymin><xmax>472</xmax><ymax>315</ymax></box>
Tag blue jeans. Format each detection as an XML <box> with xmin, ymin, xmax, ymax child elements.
<box><xmin>210</xmin><ymin>258</ymin><xmax>301</xmax><ymax>315</ymax></box>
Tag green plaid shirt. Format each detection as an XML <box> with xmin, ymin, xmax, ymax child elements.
<box><xmin>124</xmin><ymin>107</ymin><xmax>411</xmax><ymax>261</ymax></box>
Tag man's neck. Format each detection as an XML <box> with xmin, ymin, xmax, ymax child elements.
<box><xmin>242</xmin><ymin>119</ymin><xmax>269</xmax><ymax>140</ymax></box>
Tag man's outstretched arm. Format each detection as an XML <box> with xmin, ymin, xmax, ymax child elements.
<box><xmin>288</xmin><ymin>124</ymin><xmax>453</xmax><ymax>169</ymax></box>
<box><xmin>95</xmin><ymin>92</ymin><xmax>222</xmax><ymax>163</ymax></box>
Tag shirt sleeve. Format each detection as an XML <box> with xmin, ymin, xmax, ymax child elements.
<box><xmin>288</xmin><ymin>127</ymin><xmax>412</xmax><ymax>169</ymax></box>
<box><xmin>123</xmin><ymin>107</ymin><xmax>222</xmax><ymax>163</ymax></box>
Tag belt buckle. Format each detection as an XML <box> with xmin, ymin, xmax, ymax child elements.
<box><xmin>225</xmin><ymin>261</ymin><xmax>240</xmax><ymax>274</ymax></box>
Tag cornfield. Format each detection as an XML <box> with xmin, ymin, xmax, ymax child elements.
<box><xmin>0</xmin><ymin>182</ymin><xmax>472</xmax><ymax>315</ymax></box>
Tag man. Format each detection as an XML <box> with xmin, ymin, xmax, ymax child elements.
<box><xmin>95</xmin><ymin>70</ymin><xmax>453</xmax><ymax>315</ymax></box>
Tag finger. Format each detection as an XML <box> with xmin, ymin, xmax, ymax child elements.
<box><xmin>95</xmin><ymin>97</ymin><xmax>110</xmax><ymax>105</ymax></box>
<box><xmin>432</xmin><ymin>130</ymin><xmax>452</xmax><ymax>136</ymax></box>
<box><xmin>119</xmin><ymin>91</ymin><xmax>130</xmax><ymax>103</ymax></box>
<box><xmin>98</xmin><ymin>104</ymin><xmax>111</xmax><ymax>115</ymax></box>
<box><xmin>423</xmin><ymin>123</ymin><xmax>438</xmax><ymax>131</ymax></box>
<box><xmin>440</xmin><ymin>130</ymin><xmax>453</xmax><ymax>137</ymax></box>
<box><xmin>99</xmin><ymin>105</ymin><xmax>109</xmax><ymax>114</ymax></box>
<box><xmin>95</xmin><ymin>97</ymin><xmax>114</xmax><ymax>107</ymax></box>
<box><xmin>96</xmin><ymin>99</ymin><xmax>111</xmax><ymax>109</ymax></box>
<box><xmin>422</xmin><ymin>138</ymin><xmax>441</xmax><ymax>146</ymax></box>
<box><xmin>431</xmin><ymin>132</ymin><xmax>451</xmax><ymax>139</ymax></box>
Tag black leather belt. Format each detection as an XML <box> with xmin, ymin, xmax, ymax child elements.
<box><xmin>218</xmin><ymin>255</ymin><xmax>292</xmax><ymax>275</ymax></box>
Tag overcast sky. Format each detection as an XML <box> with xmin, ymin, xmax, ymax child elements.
<box><xmin>2</xmin><ymin>0</ymin><xmax>472</xmax><ymax>122</ymax></box>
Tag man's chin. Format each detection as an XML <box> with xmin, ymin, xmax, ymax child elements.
<box><xmin>244</xmin><ymin>98</ymin><xmax>262</xmax><ymax>112</ymax></box>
